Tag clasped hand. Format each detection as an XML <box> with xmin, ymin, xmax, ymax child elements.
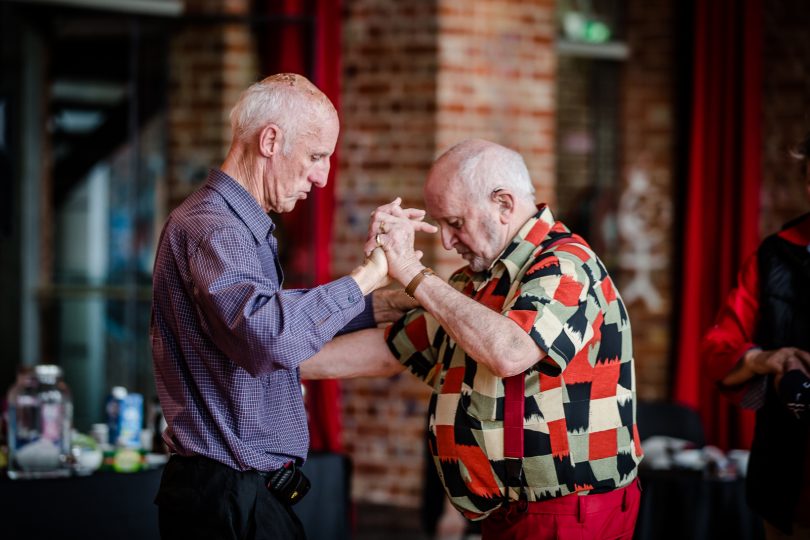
<box><xmin>363</xmin><ymin>197</ymin><xmax>438</xmax><ymax>285</ymax></box>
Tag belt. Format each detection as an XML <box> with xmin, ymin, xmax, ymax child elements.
<box><xmin>256</xmin><ymin>463</ymin><xmax>292</xmax><ymax>484</ymax></box>
<box><xmin>169</xmin><ymin>453</ymin><xmax>292</xmax><ymax>476</ymax></box>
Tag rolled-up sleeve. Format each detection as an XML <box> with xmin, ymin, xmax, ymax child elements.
<box><xmin>385</xmin><ymin>308</ymin><xmax>441</xmax><ymax>387</ymax></box>
<box><xmin>504</xmin><ymin>250</ymin><xmax>594</xmax><ymax>376</ymax></box>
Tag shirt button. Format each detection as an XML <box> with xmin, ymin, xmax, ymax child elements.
<box><xmin>348</xmin><ymin>294</ymin><xmax>357</xmax><ymax>304</ymax></box>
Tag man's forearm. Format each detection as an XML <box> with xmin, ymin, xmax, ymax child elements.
<box><xmin>300</xmin><ymin>328</ymin><xmax>405</xmax><ymax>379</ymax></box>
<box><xmin>408</xmin><ymin>273</ymin><xmax>545</xmax><ymax>378</ymax></box>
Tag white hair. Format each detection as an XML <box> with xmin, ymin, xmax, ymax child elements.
<box><xmin>229</xmin><ymin>73</ymin><xmax>336</xmax><ymax>155</ymax></box>
<box><xmin>441</xmin><ymin>139</ymin><xmax>536</xmax><ymax>204</ymax></box>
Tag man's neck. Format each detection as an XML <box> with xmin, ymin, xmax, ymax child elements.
<box><xmin>221</xmin><ymin>146</ymin><xmax>266</xmax><ymax>211</ymax></box>
<box><xmin>508</xmin><ymin>203</ymin><xmax>541</xmax><ymax>241</ymax></box>
<box><xmin>486</xmin><ymin>204</ymin><xmax>541</xmax><ymax>268</ymax></box>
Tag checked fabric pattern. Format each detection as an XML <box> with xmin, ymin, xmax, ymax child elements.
<box><xmin>385</xmin><ymin>205</ymin><xmax>643</xmax><ymax>520</ymax></box>
<box><xmin>151</xmin><ymin>169</ymin><xmax>372</xmax><ymax>473</ymax></box>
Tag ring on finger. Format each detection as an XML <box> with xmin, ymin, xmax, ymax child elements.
<box><xmin>375</xmin><ymin>233</ymin><xmax>383</xmax><ymax>247</ymax></box>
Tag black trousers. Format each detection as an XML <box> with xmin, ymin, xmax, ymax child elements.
<box><xmin>155</xmin><ymin>455</ymin><xmax>306</xmax><ymax>540</ymax></box>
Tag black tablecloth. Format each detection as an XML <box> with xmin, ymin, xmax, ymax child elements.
<box><xmin>634</xmin><ymin>469</ymin><xmax>765</xmax><ymax>540</ymax></box>
<box><xmin>0</xmin><ymin>453</ymin><xmax>350</xmax><ymax>540</ymax></box>
<box><xmin>0</xmin><ymin>466</ymin><xmax>163</xmax><ymax>540</ymax></box>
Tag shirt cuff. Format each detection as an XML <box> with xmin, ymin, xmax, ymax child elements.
<box><xmin>339</xmin><ymin>293</ymin><xmax>376</xmax><ymax>335</ymax></box>
<box><xmin>323</xmin><ymin>276</ymin><xmax>367</xmax><ymax>326</ymax></box>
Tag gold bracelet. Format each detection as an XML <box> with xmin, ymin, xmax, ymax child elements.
<box><xmin>404</xmin><ymin>267</ymin><xmax>437</xmax><ymax>298</ymax></box>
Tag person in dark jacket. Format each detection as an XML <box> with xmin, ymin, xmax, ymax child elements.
<box><xmin>703</xmin><ymin>131</ymin><xmax>810</xmax><ymax>539</ymax></box>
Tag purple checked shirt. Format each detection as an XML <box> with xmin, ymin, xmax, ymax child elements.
<box><xmin>150</xmin><ymin>169</ymin><xmax>374</xmax><ymax>472</ymax></box>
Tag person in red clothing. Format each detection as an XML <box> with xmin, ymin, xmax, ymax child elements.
<box><xmin>703</xmin><ymin>131</ymin><xmax>810</xmax><ymax>540</ymax></box>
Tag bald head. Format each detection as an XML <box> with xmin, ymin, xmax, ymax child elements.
<box><xmin>424</xmin><ymin>140</ymin><xmax>539</xmax><ymax>271</ymax></box>
<box><xmin>229</xmin><ymin>73</ymin><xmax>337</xmax><ymax>154</ymax></box>
<box><xmin>426</xmin><ymin>139</ymin><xmax>536</xmax><ymax>206</ymax></box>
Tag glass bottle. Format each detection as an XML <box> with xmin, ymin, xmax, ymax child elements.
<box><xmin>6</xmin><ymin>365</ymin><xmax>73</xmax><ymax>479</ymax></box>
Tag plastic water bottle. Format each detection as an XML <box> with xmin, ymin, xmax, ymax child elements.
<box><xmin>6</xmin><ymin>365</ymin><xmax>73</xmax><ymax>479</ymax></box>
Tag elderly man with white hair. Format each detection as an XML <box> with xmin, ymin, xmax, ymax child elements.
<box><xmin>150</xmin><ymin>73</ymin><xmax>432</xmax><ymax>540</ymax></box>
<box><xmin>303</xmin><ymin>139</ymin><xmax>643</xmax><ymax>540</ymax></box>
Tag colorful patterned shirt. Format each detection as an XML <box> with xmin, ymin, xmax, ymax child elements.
<box><xmin>386</xmin><ymin>205</ymin><xmax>643</xmax><ymax>520</ymax></box>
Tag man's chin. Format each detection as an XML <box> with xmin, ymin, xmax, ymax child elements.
<box><xmin>465</xmin><ymin>255</ymin><xmax>490</xmax><ymax>272</ymax></box>
<box><xmin>276</xmin><ymin>200</ymin><xmax>298</xmax><ymax>214</ymax></box>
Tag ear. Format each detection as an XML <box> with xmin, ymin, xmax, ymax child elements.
<box><xmin>258</xmin><ymin>124</ymin><xmax>281</xmax><ymax>157</ymax></box>
<box><xmin>491</xmin><ymin>188</ymin><xmax>515</xmax><ymax>224</ymax></box>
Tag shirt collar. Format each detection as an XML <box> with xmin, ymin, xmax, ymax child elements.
<box><xmin>492</xmin><ymin>204</ymin><xmax>560</xmax><ymax>282</ymax></box>
<box><xmin>205</xmin><ymin>168</ymin><xmax>276</xmax><ymax>241</ymax></box>
<box><xmin>777</xmin><ymin>211</ymin><xmax>810</xmax><ymax>249</ymax></box>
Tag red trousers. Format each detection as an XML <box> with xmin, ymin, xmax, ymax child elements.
<box><xmin>480</xmin><ymin>479</ymin><xmax>641</xmax><ymax>540</ymax></box>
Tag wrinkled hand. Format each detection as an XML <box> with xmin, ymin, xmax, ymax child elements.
<box><xmin>350</xmin><ymin>247</ymin><xmax>391</xmax><ymax>294</ymax></box>
<box><xmin>745</xmin><ymin>347</ymin><xmax>810</xmax><ymax>388</ymax></box>
<box><xmin>372</xmin><ymin>289</ymin><xmax>419</xmax><ymax>324</ymax></box>
<box><xmin>364</xmin><ymin>198</ymin><xmax>438</xmax><ymax>285</ymax></box>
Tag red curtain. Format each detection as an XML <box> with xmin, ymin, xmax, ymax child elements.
<box><xmin>265</xmin><ymin>0</ymin><xmax>344</xmax><ymax>453</ymax></box>
<box><xmin>673</xmin><ymin>0</ymin><xmax>762</xmax><ymax>450</ymax></box>
<box><xmin>306</xmin><ymin>0</ymin><xmax>343</xmax><ymax>454</ymax></box>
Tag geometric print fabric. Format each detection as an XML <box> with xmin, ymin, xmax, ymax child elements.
<box><xmin>386</xmin><ymin>205</ymin><xmax>643</xmax><ymax>520</ymax></box>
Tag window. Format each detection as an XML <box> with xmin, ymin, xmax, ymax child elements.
<box><xmin>3</xmin><ymin>1</ymin><xmax>324</xmax><ymax>432</ymax></box>
<box><xmin>9</xmin><ymin>7</ymin><xmax>168</xmax><ymax>430</ymax></box>
<box><xmin>555</xmin><ymin>0</ymin><xmax>626</xmax><ymax>272</ymax></box>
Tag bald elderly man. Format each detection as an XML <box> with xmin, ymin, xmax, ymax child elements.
<box><xmin>150</xmin><ymin>74</ymin><xmax>431</xmax><ymax>540</ymax></box>
<box><xmin>303</xmin><ymin>140</ymin><xmax>643</xmax><ymax>540</ymax></box>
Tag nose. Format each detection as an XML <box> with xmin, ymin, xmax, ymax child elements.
<box><xmin>440</xmin><ymin>226</ymin><xmax>456</xmax><ymax>251</ymax></box>
<box><xmin>310</xmin><ymin>159</ymin><xmax>330</xmax><ymax>188</ymax></box>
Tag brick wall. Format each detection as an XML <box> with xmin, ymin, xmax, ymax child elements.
<box><xmin>435</xmin><ymin>1</ymin><xmax>556</xmax><ymax>184</ymax></box>
<box><xmin>337</xmin><ymin>0</ymin><xmax>557</xmax><ymax>508</ymax></box>
<box><xmin>433</xmin><ymin>0</ymin><xmax>556</xmax><ymax>276</ymax></box>
<box><xmin>336</xmin><ymin>0</ymin><xmax>439</xmax><ymax>508</ymax></box>
<box><xmin>335</xmin><ymin>0</ymin><xmax>439</xmax><ymax>279</ymax></box>
<box><xmin>167</xmin><ymin>0</ymin><xmax>256</xmax><ymax>209</ymax></box>
<box><xmin>618</xmin><ymin>0</ymin><xmax>677</xmax><ymax>401</ymax></box>
<box><xmin>613</xmin><ymin>0</ymin><xmax>810</xmax><ymax>401</ymax></box>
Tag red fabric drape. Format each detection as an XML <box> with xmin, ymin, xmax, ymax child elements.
<box><xmin>266</xmin><ymin>0</ymin><xmax>343</xmax><ymax>453</ymax></box>
<box><xmin>673</xmin><ymin>0</ymin><xmax>762</xmax><ymax>450</ymax></box>
<box><xmin>306</xmin><ymin>0</ymin><xmax>343</xmax><ymax>454</ymax></box>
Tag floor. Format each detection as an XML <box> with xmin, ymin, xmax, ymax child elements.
<box><xmin>353</xmin><ymin>503</ymin><xmax>482</xmax><ymax>540</ymax></box>
<box><xmin>353</xmin><ymin>503</ymin><xmax>431</xmax><ymax>540</ymax></box>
